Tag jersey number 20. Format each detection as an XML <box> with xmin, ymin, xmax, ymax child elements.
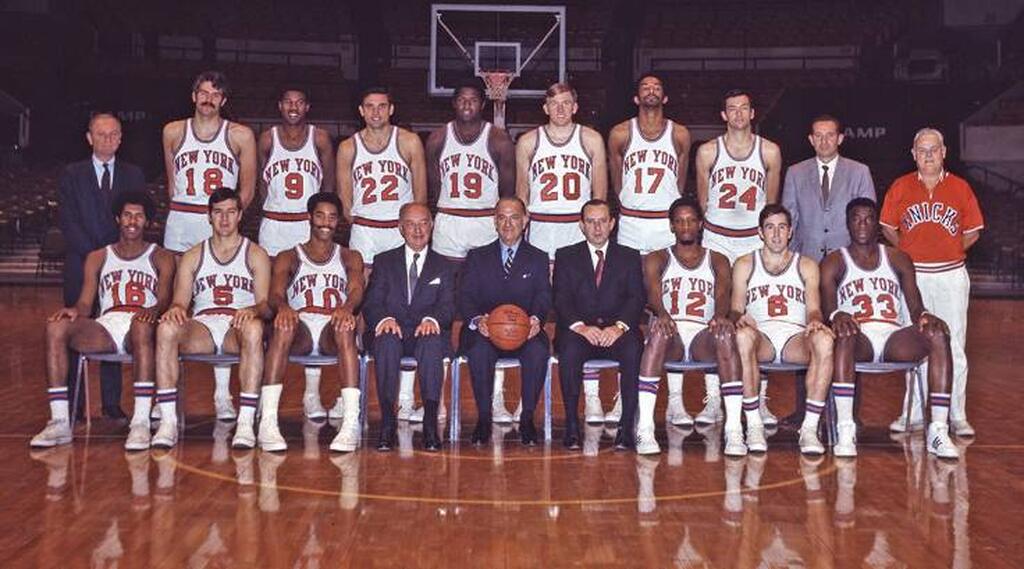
<box><xmin>539</xmin><ymin>172</ymin><xmax>581</xmax><ymax>201</ymax></box>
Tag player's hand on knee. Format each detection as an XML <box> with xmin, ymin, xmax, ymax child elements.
<box><xmin>377</xmin><ymin>318</ymin><xmax>403</xmax><ymax>338</ymax></box>
<box><xmin>231</xmin><ymin>307</ymin><xmax>258</xmax><ymax>328</ymax></box>
<box><xmin>917</xmin><ymin>312</ymin><xmax>948</xmax><ymax>336</ymax></box>
<box><xmin>274</xmin><ymin>306</ymin><xmax>298</xmax><ymax>331</ymax></box>
<box><xmin>736</xmin><ymin>313</ymin><xmax>758</xmax><ymax>330</ymax></box>
<box><xmin>331</xmin><ymin>307</ymin><xmax>356</xmax><ymax>333</ymax></box>
<box><xmin>651</xmin><ymin>313</ymin><xmax>674</xmax><ymax>338</ymax></box>
<box><xmin>133</xmin><ymin>308</ymin><xmax>160</xmax><ymax>325</ymax></box>
<box><xmin>160</xmin><ymin>305</ymin><xmax>188</xmax><ymax>326</ymax></box>
<box><xmin>709</xmin><ymin>315</ymin><xmax>735</xmax><ymax>338</ymax></box>
<box><xmin>414</xmin><ymin>318</ymin><xmax>440</xmax><ymax>337</ymax></box>
<box><xmin>806</xmin><ymin>319</ymin><xmax>832</xmax><ymax>338</ymax></box>
<box><xmin>831</xmin><ymin>312</ymin><xmax>859</xmax><ymax>338</ymax></box>
<box><xmin>48</xmin><ymin>307</ymin><xmax>79</xmax><ymax>322</ymax></box>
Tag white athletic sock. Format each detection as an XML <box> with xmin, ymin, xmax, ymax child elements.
<box><xmin>801</xmin><ymin>399</ymin><xmax>825</xmax><ymax>432</ymax></box>
<box><xmin>704</xmin><ymin>373</ymin><xmax>720</xmax><ymax>399</ymax></box>
<box><xmin>238</xmin><ymin>392</ymin><xmax>259</xmax><ymax>424</ymax></box>
<box><xmin>214</xmin><ymin>366</ymin><xmax>231</xmax><ymax>399</ymax></box>
<box><xmin>667</xmin><ymin>372</ymin><xmax>683</xmax><ymax>396</ymax></box>
<box><xmin>743</xmin><ymin>396</ymin><xmax>762</xmax><ymax>428</ymax></box>
<box><xmin>48</xmin><ymin>387</ymin><xmax>69</xmax><ymax>423</ymax></box>
<box><xmin>156</xmin><ymin>389</ymin><xmax>177</xmax><ymax>424</ymax></box>
<box><xmin>637</xmin><ymin>376</ymin><xmax>660</xmax><ymax>431</ymax></box>
<box><xmin>131</xmin><ymin>382</ymin><xmax>155</xmax><ymax>425</ymax></box>
<box><xmin>303</xmin><ymin>367</ymin><xmax>322</xmax><ymax>398</ymax></box>
<box><xmin>759</xmin><ymin>377</ymin><xmax>769</xmax><ymax>401</ymax></box>
<box><xmin>583</xmin><ymin>369</ymin><xmax>600</xmax><ymax>397</ymax></box>
<box><xmin>833</xmin><ymin>383</ymin><xmax>856</xmax><ymax>425</ymax></box>
<box><xmin>721</xmin><ymin>382</ymin><xmax>744</xmax><ymax>431</ymax></box>
<box><xmin>930</xmin><ymin>393</ymin><xmax>951</xmax><ymax>425</ymax></box>
<box><xmin>261</xmin><ymin>384</ymin><xmax>283</xmax><ymax>418</ymax></box>
<box><xmin>399</xmin><ymin>369</ymin><xmax>416</xmax><ymax>404</ymax></box>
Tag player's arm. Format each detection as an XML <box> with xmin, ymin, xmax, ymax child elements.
<box><xmin>335</xmin><ymin>138</ymin><xmax>355</xmax><ymax>223</ymax></box>
<box><xmin>333</xmin><ymin>249</ymin><xmax>364</xmax><ymax>333</ymax></box>
<box><xmin>161</xmin><ymin>121</ymin><xmax>184</xmax><ymax>200</ymax></box>
<box><xmin>424</xmin><ymin>127</ymin><xmax>446</xmax><ymax>207</ymax></box>
<box><xmin>256</xmin><ymin>128</ymin><xmax>273</xmax><ymax>203</ymax></box>
<box><xmin>399</xmin><ymin>129</ymin><xmax>428</xmax><ymax>205</ymax></box>
<box><xmin>879</xmin><ymin>183</ymin><xmax>902</xmax><ymax>246</ymax></box>
<box><xmin>514</xmin><ymin>130</ymin><xmax>536</xmax><ymax>205</ymax></box>
<box><xmin>799</xmin><ymin>256</ymin><xmax>828</xmax><ymax>333</ymax></box>
<box><xmin>230</xmin><ymin>123</ymin><xmax>258</xmax><ymax>209</ymax></box>
<box><xmin>490</xmin><ymin>126</ymin><xmax>517</xmax><ymax>198</ymax></box>
<box><xmin>709</xmin><ymin>251</ymin><xmax>733</xmax><ymax>321</ymax></box>
<box><xmin>236</xmin><ymin>244</ymin><xmax>273</xmax><ymax>325</ymax></box>
<box><xmin>583</xmin><ymin>127</ymin><xmax>608</xmax><ymax>201</ymax></box>
<box><xmin>762</xmin><ymin>139</ymin><xmax>783</xmax><ymax>205</ymax></box>
<box><xmin>694</xmin><ymin>141</ymin><xmax>716</xmax><ymax>211</ymax></box>
<box><xmin>162</xmin><ymin>245</ymin><xmax>200</xmax><ymax>325</ymax></box>
<box><xmin>819</xmin><ymin>251</ymin><xmax>858</xmax><ymax>337</ymax></box>
<box><xmin>673</xmin><ymin>123</ymin><xmax>693</xmax><ymax>195</ymax></box>
<box><xmin>314</xmin><ymin>128</ymin><xmax>336</xmax><ymax>194</ymax></box>
<box><xmin>51</xmin><ymin>249</ymin><xmax>103</xmax><ymax>321</ymax></box>
<box><xmin>643</xmin><ymin>250</ymin><xmax>673</xmax><ymax>337</ymax></box>
<box><xmin>606</xmin><ymin>121</ymin><xmax>628</xmax><ymax>195</ymax></box>
<box><xmin>729</xmin><ymin>254</ymin><xmax>755</xmax><ymax>326</ymax></box>
<box><xmin>137</xmin><ymin>248</ymin><xmax>177</xmax><ymax>324</ymax></box>
<box><xmin>269</xmin><ymin>250</ymin><xmax>299</xmax><ymax>330</ymax></box>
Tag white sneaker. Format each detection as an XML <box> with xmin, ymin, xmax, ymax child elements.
<box><xmin>889</xmin><ymin>415</ymin><xmax>924</xmax><ymax>433</ymax></box>
<box><xmin>584</xmin><ymin>394</ymin><xmax>604</xmax><ymax>424</ymax></box>
<box><xmin>329</xmin><ymin>419</ymin><xmax>360</xmax><ymax>453</ymax></box>
<box><xmin>215</xmin><ymin>395</ymin><xmax>237</xmax><ymax>421</ymax></box>
<box><xmin>303</xmin><ymin>393</ymin><xmax>326</xmax><ymax>420</ymax></box>
<box><xmin>232</xmin><ymin>421</ymin><xmax>256</xmax><ymax>450</ymax></box>
<box><xmin>746</xmin><ymin>423</ymin><xmax>767</xmax><ymax>453</ymax></box>
<box><xmin>635</xmin><ymin>427</ymin><xmax>661</xmax><ymax>455</ymax></box>
<box><xmin>151</xmin><ymin>420</ymin><xmax>179</xmax><ymax>449</ymax></box>
<box><xmin>125</xmin><ymin>422</ymin><xmax>152</xmax><ymax>451</ymax></box>
<box><xmin>834</xmin><ymin>423</ymin><xmax>858</xmax><ymax>458</ymax></box>
<box><xmin>258</xmin><ymin>417</ymin><xmax>288</xmax><ymax>452</ymax></box>
<box><xmin>950</xmin><ymin>419</ymin><xmax>975</xmax><ymax>437</ymax></box>
<box><xmin>511</xmin><ymin>400</ymin><xmax>522</xmax><ymax>423</ymax></box>
<box><xmin>723</xmin><ymin>429</ymin><xmax>747</xmax><ymax>457</ymax></box>
<box><xmin>666</xmin><ymin>394</ymin><xmax>694</xmax><ymax>427</ymax></box>
<box><xmin>491</xmin><ymin>400</ymin><xmax>514</xmax><ymax>424</ymax></box>
<box><xmin>799</xmin><ymin>427</ymin><xmax>825</xmax><ymax>455</ymax></box>
<box><xmin>397</xmin><ymin>399</ymin><xmax>416</xmax><ymax>422</ymax></box>
<box><xmin>694</xmin><ymin>396</ymin><xmax>722</xmax><ymax>424</ymax></box>
<box><xmin>927</xmin><ymin>423</ymin><xmax>959</xmax><ymax>459</ymax></box>
<box><xmin>30</xmin><ymin>420</ymin><xmax>72</xmax><ymax>448</ymax></box>
<box><xmin>327</xmin><ymin>397</ymin><xmax>344</xmax><ymax>421</ymax></box>
<box><xmin>759</xmin><ymin>397</ymin><xmax>778</xmax><ymax>427</ymax></box>
<box><xmin>604</xmin><ymin>392</ymin><xmax>622</xmax><ymax>423</ymax></box>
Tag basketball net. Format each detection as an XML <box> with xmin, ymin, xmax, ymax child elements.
<box><xmin>479</xmin><ymin>70</ymin><xmax>516</xmax><ymax>129</ymax></box>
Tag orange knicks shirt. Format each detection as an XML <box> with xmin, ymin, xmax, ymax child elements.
<box><xmin>880</xmin><ymin>172</ymin><xmax>984</xmax><ymax>266</ymax></box>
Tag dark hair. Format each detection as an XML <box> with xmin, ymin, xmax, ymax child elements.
<box><xmin>112</xmin><ymin>190</ymin><xmax>156</xmax><ymax>220</ymax></box>
<box><xmin>722</xmin><ymin>88</ymin><xmax>754</xmax><ymax>110</ymax></box>
<box><xmin>208</xmin><ymin>187</ymin><xmax>242</xmax><ymax>212</ymax></box>
<box><xmin>360</xmin><ymin>86</ymin><xmax>392</xmax><ymax>105</ymax></box>
<box><xmin>279</xmin><ymin>87</ymin><xmax>309</xmax><ymax>102</ymax></box>
<box><xmin>758</xmin><ymin>203</ymin><xmax>791</xmax><ymax>228</ymax></box>
<box><xmin>635</xmin><ymin>73</ymin><xmax>667</xmax><ymax>95</ymax></box>
<box><xmin>668</xmin><ymin>196</ymin><xmax>703</xmax><ymax>222</ymax></box>
<box><xmin>192</xmin><ymin>70</ymin><xmax>230</xmax><ymax>96</ymax></box>
<box><xmin>88</xmin><ymin>111</ymin><xmax>120</xmax><ymax>131</ymax></box>
<box><xmin>307</xmin><ymin>192</ymin><xmax>342</xmax><ymax>216</ymax></box>
<box><xmin>845</xmin><ymin>197</ymin><xmax>878</xmax><ymax>221</ymax></box>
<box><xmin>580</xmin><ymin>198</ymin><xmax>612</xmax><ymax>219</ymax></box>
<box><xmin>811</xmin><ymin>114</ymin><xmax>842</xmax><ymax>132</ymax></box>
<box><xmin>453</xmin><ymin>79</ymin><xmax>485</xmax><ymax>102</ymax></box>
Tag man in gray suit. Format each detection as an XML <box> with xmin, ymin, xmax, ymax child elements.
<box><xmin>782</xmin><ymin>115</ymin><xmax>876</xmax><ymax>262</ymax></box>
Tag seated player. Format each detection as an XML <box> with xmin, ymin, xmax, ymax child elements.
<box><xmin>260</xmin><ymin>193</ymin><xmax>364</xmax><ymax>452</ymax></box>
<box><xmin>820</xmin><ymin>197</ymin><xmax>959</xmax><ymax>458</ymax></box>
<box><xmin>31</xmin><ymin>191</ymin><xmax>174</xmax><ymax>449</ymax></box>
<box><xmin>635</xmin><ymin>197</ymin><xmax>742</xmax><ymax>455</ymax></box>
<box><xmin>151</xmin><ymin>188</ymin><xmax>271</xmax><ymax>449</ymax></box>
<box><xmin>731</xmin><ymin>204</ymin><xmax>834</xmax><ymax>456</ymax></box>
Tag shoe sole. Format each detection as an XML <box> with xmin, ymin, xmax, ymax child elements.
<box><xmin>800</xmin><ymin>446</ymin><xmax>826</xmax><ymax>456</ymax></box>
<box><xmin>636</xmin><ymin>447</ymin><xmax>660</xmax><ymax>455</ymax></box>
<box><xmin>724</xmin><ymin>447</ymin><xmax>748</xmax><ymax>457</ymax></box>
<box><xmin>584</xmin><ymin>415</ymin><xmax>605</xmax><ymax>424</ymax></box>
<box><xmin>29</xmin><ymin>438</ymin><xmax>72</xmax><ymax>448</ymax></box>
<box><xmin>694</xmin><ymin>415</ymin><xmax>721</xmax><ymax>425</ymax></box>
<box><xmin>889</xmin><ymin>422</ymin><xmax>924</xmax><ymax>433</ymax></box>
<box><xmin>232</xmin><ymin>441</ymin><xmax>255</xmax><ymax>450</ymax></box>
<box><xmin>124</xmin><ymin>441</ymin><xmax>151</xmax><ymax>451</ymax></box>
<box><xmin>305</xmin><ymin>411</ymin><xmax>327</xmax><ymax>420</ymax></box>
<box><xmin>151</xmin><ymin>441</ymin><xmax>176</xmax><ymax>449</ymax></box>
<box><xmin>747</xmin><ymin>443</ymin><xmax>767</xmax><ymax>453</ymax></box>
<box><xmin>259</xmin><ymin>442</ymin><xmax>288</xmax><ymax>452</ymax></box>
<box><xmin>670</xmin><ymin>417</ymin><xmax>695</xmax><ymax>427</ymax></box>
<box><xmin>833</xmin><ymin>447</ymin><xmax>857</xmax><ymax>458</ymax></box>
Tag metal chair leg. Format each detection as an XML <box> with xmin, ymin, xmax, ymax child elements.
<box><xmin>449</xmin><ymin>358</ymin><xmax>462</xmax><ymax>442</ymax></box>
<box><xmin>544</xmin><ymin>358</ymin><xmax>553</xmax><ymax>443</ymax></box>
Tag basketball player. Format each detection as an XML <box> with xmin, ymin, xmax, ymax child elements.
<box><xmin>336</xmin><ymin>87</ymin><xmax>427</xmax><ymax>268</ymax></box>
<box><xmin>162</xmin><ymin>70</ymin><xmax>258</xmax><ymax>421</ymax></box>
<box><xmin>607</xmin><ymin>73</ymin><xmax>693</xmax><ymax>427</ymax></box>
<box><xmin>821</xmin><ymin>198</ymin><xmax>959</xmax><ymax>458</ymax></box>
<box><xmin>260</xmin><ymin>193</ymin><xmax>364</xmax><ymax>452</ymax></box>
<box><xmin>634</xmin><ymin>197</ymin><xmax>742</xmax><ymax>455</ymax></box>
<box><xmin>30</xmin><ymin>192</ymin><xmax>174</xmax><ymax>449</ymax></box>
<box><xmin>258</xmin><ymin>87</ymin><xmax>338</xmax><ymax>420</ymax></box>
<box><xmin>150</xmin><ymin>188</ymin><xmax>271</xmax><ymax>450</ymax></box>
<box><xmin>695</xmin><ymin>89</ymin><xmax>783</xmax><ymax>428</ymax></box>
<box><xmin>730</xmin><ymin>204</ymin><xmax>833</xmax><ymax>456</ymax></box>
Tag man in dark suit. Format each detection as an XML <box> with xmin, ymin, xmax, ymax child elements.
<box><xmin>57</xmin><ymin>112</ymin><xmax>146</xmax><ymax>419</ymax></box>
<box><xmin>363</xmin><ymin>202</ymin><xmax>456</xmax><ymax>452</ymax></box>
<box><xmin>460</xmin><ymin>196</ymin><xmax>552</xmax><ymax>445</ymax></box>
<box><xmin>553</xmin><ymin>199</ymin><xmax>645</xmax><ymax>450</ymax></box>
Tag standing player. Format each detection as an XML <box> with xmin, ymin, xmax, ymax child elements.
<box><xmin>695</xmin><ymin>89</ymin><xmax>783</xmax><ymax>428</ymax></box>
<box><xmin>633</xmin><ymin>197</ymin><xmax>743</xmax><ymax>455</ymax></box>
<box><xmin>821</xmin><ymin>198</ymin><xmax>959</xmax><ymax>458</ymax></box>
<box><xmin>260</xmin><ymin>193</ymin><xmax>364</xmax><ymax>452</ymax></box>
<box><xmin>30</xmin><ymin>192</ymin><xmax>174</xmax><ymax>449</ymax></box>
<box><xmin>880</xmin><ymin>128</ymin><xmax>983</xmax><ymax>436</ymax></box>
<box><xmin>162</xmin><ymin>70</ymin><xmax>258</xmax><ymax>421</ymax></box>
<box><xmin>258</xmin><ymin>87</ymin><xmax>338</xmax><ymax>420</ymax></box>
<box><xmin>730</xmin><ymin>204</ymin><xmax>833</xmax><ymax>456</ymax></box>
<box><xmin>150</xmin><ymin>188</ymin><xmax>271</xmax><ymax>450</ymax></box>
<box><xmin>336</xmin><ymin>87</ymin><xmax>427</xmax><ymax>268</ymax></box>
<box><xmin>607</xmin><ymin>73</ymin><xmax>693</xmax><ymax>427</ymax></box>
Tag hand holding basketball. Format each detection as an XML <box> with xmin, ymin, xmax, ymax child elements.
<box><xmin>487</xmin><ymin>304</ymin><xmax>531</xmax><ymax>351</ymax></box>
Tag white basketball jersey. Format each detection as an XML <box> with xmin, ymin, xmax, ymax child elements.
<box><xmin>98</xmin><ymin>244</ymin><xmax>160</xmax><ymax>315</ymax></box>
<box><xmin>837</xmin><ymin>245</ymin><xmax>906</xmax><ymax>326</ymax></box>
<box><xmin>745</xmin><ymin>250</ymin><xmax>807</xmax><ymax>327</ymax></box>
<box><xmin>705</xmin><ymin>135</ymin><xmax>767</xmax><ymax>232</ymax></box>
<box><xmin>660</xmin><ymin>248</ymin><xmax>716</xmax><ymax>325</ymax></box>
<box><xmin>528</xmin><ymin>125</ymin><xmax>593</xmax><ymax>216</ymax></box>
<box><xmin>619</xmin><ymin>119</ymin><xmax>680</xmax><ymax>212</ymax></box>
<box><xmin>349</xmin><ymin>127</ymin><xmax>414</xmax><ymax>221</ymax></box>
<box><xmin>437</xmin><ymin>121</ymin><xmax>499</xmax><ymax>211</ymax></box>
<box><xmin>191</xmin><ymin>238</ymin><xmax>256</xmax><ymax>315</ymax></box>
<box><xmin>262</xmin><ymin>125</ymin><xmax>322</xmax><ymax>215</ymax></box>
<box><xmin>172</xmin><ymin>119</ymin><xmax>239</xmax><ymax>206</ymax></box>
<box><xmin>287</xmin><ymin>244</ymin><xmax>348</xmax><ymax>314</ymax></box>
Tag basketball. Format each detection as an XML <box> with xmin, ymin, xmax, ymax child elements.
<box><xmin>487</xmin><ymin>303</ymin><xmax>531</xmax><ymax>351</ymax></box>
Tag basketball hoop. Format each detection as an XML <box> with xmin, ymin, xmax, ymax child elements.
<box><xmin>478</xmin><ymin>70</ymin><xmax>517</xmax><ymax>129</ymax></box>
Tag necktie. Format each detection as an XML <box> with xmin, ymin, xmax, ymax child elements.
<box><xmin>408</xmin><ymin>252</ymin><xmax>420</xmax><ymax>304</ymax></box>
<box><xmin>101</xmin><ymin>163</ymin><xmax>111</xmax><ymax>194</ymax></box>
<box><xmin>504</xmin><ymin>247</ymin><xmax>514</xmax><ymax>278</ymax></box>
<box><xmin>594</xmin><ymin>249</ymin><xmax>605</xmax><ymax>288</ymax></box>
<box><xmin>821</xmin><ymin>164</ymin><xmax>830</xmax><ymax>204</ymax></box>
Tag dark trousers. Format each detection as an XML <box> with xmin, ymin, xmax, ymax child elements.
<box><xmin>64</xmin><ymin>274</ymin><xmax>122</xmax><ymax>412</ymax></box>
<box><xmin>372</xmin><ymin>330</ymin><xmax>448</xmax><ymax>411</ymax></box>
<box><xmin>558</xmin><ymin>329</ymin><xmax>641</xmax><ymax>434</ymax></box>
<box><xmin>464</xmin><ymin>331</ymin><xmax>550</xmax><ymax>424</ymax></box>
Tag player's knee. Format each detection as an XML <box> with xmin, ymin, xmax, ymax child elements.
<box><xmin>811</xmin><ymin>330</ymin><xmax>834</xmax><ymax>357</ymax></box>
<box><xmin>156</xmin><ymin>320</ymin><xmax>181</xmax><ymax>344</ymax></box>
<box><xmin>336</xmin><ymin>329</ymin><xmax>356</xmax><ymax>350</ymax></box>
<box><xmin>270</xmin><ymin>327</ymin><xmax>294</xmax><ymax>347</ymax></box>
<box><xmin>921</xmin><ymin>325</ymin><xmax>949</xmax><ymax>347</ymax></box>
<box><xmin>239</xmin><ymin>320</ymin><xmax>264</xmax><ymax>347</ymax></box>
<box><xmin>45</xmin><ymin>319</ymin><xmax>69</xmax><ymax>343</ymax></box>
<box><xmin>735</xmin><ymin>327</ymin><xmax>757</xmax><ymax>351</ymax></box>
<box><xmin>129</xmin><ymin>321</ymin><xmax>154</xmax><ymax>346</ymax></box>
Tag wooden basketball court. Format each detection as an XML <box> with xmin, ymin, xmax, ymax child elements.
<box><xmin>1</xmin><ymin>286</ymin><xmax>1020</xmax><ymax>568</ymax></box>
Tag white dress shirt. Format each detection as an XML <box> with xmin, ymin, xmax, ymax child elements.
<box><xmin>92</xmin><ymin>155</ymin><xmax>116</xmax><ymax>188</ymax></box>
<box><xmin>816</xmin><ymin>155</ymin><xmax>837</xmax><ymax>191</ymax></box>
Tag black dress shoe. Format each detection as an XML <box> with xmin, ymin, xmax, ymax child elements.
<box><xmin>614</xmin><ymin>427</ymin><xmax>635</xmax><ymax>451</ymax></box>
<box><xmin>563</xmin><ymin>421</ymin><xmax>581</xmax><ymax>450</ymax></box>
<box><xmin>376</xmin><ymin>419</ymin><xmax>397</xmax><ymax>452</ymax></box>
<box><xmin>470</xmin><ymin>422</ymin><xmax>491</xmax><ymax>445</ymax></box>
<box><xmin>520</xmin><ymin>421</ymin><xmax>538</xmax><ymax>446</ymax></box>
<box><xmin>423</xmin><ymin>423</ymin><xmax>442</xmax><ymax>452</ymax></box>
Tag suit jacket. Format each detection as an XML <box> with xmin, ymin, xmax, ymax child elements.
<box><xmin>363</xmin><ymin>245</ymin><xmax>457</xmax><ymax>344</ymax></box>
<box><xmin>782</xmin><ymin>155</ymin><xmax>875</xmax><ymax>262</ymax></box>
<box><xmin>459</xmin><ymin>239</ymin><xmax>552</xmax><ymax>344</ymax></box>
<box><xmin>552</xmin><ymin>241</ymin><xmax>645</xmax><ymax>339</ymax></box>
<box><xmin>58</xmin><ymin>158</ymin><xmax>146</xmax><ymax>305</ymax></box>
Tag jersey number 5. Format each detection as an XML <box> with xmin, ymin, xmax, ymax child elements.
<box><xmin>213</xmin><ymin>285</ymin><xmax>234</xmax><ymax>306</ymax></box>
<box><xmin>717</xmin><ymin>183</ymin><xmax>758</xmax><ymax>211</ymax></box>
<box><xmin>361</xmin><ymin>175</ymin><xmax>400</xmax><ymax>205</ymax></box>
<box><xmin>767</xmin><ymin>294</ymin><xmax>788</xmax><ymax>317</ymax></box>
